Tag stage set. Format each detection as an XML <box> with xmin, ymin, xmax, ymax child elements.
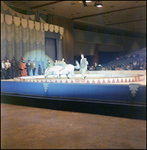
<box><xmin>1</xmin><ymin>70</ymin><xmax>146</xmax><ymax>120</ymax></box>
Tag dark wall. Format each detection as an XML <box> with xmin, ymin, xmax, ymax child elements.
<box><xmin>98</xmin><ymin>52</ymin><xmax>120</xmax><ymax>65</ymax></box>
<box><xmin>73</xmin><ymin>21</ymin><xmax>146</xmax><ymax>39</ymax></box>
<box><xmin>73</xmin><ymin>21</ymin><xmax>146</xmax><ymax>53</ymax></box>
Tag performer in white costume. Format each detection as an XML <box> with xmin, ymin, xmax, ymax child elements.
<box><xmin>80</xmin><ymin>54</ymin><xmax>87</xmax><ymax>79</ymax></box>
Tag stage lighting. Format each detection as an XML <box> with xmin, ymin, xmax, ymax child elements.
<box><xmin>86</xmin><ymin>0</ymin><xmax>92</xmax><ymax>3</ymax></box>
<box><xmin>83</xmin><ymin>0</ymin><xmax>93</xmax><ymax>6</ymax></box>
<box><xmin>83</xmin><ymin>0</ymin><xmax>103</xmax><ymax>7</ymax></box>
<box><xmin>94</xmin><ymin>1</ymin><xmax>103</xmax><ymax>7</ymax></box>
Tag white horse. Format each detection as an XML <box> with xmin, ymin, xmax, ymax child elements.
<box><xmin>44</xmin><ymin>61</ymin><xmax>80</xmax><ymax>79</ymax></box>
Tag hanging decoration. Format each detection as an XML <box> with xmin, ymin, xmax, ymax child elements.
<box><xmin>1</xmin><ymin>13</ymin><xmax>4</xmax><ymax>23</ymax></box>
<box><xmin>49</xmin><ymin>24</ymin><xmax>54</xmax><ymax>32</ymax></box>
<box><xmin>44</xmin><ymin>23</ymin><xmax>48</xmax><ymax>31</ymax></box>
<box><xmin>2</xmin><ymin>12</ymin><xmax>64</xmax><ymax>38</ymax></box>
<box><xmin>1</xmin><ymin>1</ymin><xmax>35</xmax><ymax>21</ymax></box>
<box><xmin>5</xmin><ymin>14</ymin><xmax>12</xmax><ymax>25</ymax></box>
<box><xmin>14</xmin><ymin>16</ymin><xmax>20</xmax><ymax>26</ymax></box>
<box><xmin>59</xmin><ymin>27</ymin><xmax>64</xmax><ymax>39</ymax></box>
<box><xmin>55</xmin><ymin>25</ymin><xmax>59</xmax><ymax>33</ymax></box>
<box><xmin>1</xmin><ymin>0</ymin><xmax>64</xmax><ymax>37</ymax></box>
<box><xmin>29</xmin><ymin>20</ymin><xmax>34</xmax><ymax>30</ymax></box>
<box><xmin>21</xmin><ymin>18</ymin><xmax>27</xmax><ymax>28</ymax></box>
<box><xmin>35</xmin><ymin>22</ymin><xmax>40</xmax><ymax>31</ymax></box>
<box><xmin>40</xmin><ymin>17</ymin><xmax>64</xmax><ymax>37</ymax></box>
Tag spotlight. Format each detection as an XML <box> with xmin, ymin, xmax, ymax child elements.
<box><xmin>94</xmin><ymin>1</ymin><xmax>103</xmax><ymax>7</ymax></box>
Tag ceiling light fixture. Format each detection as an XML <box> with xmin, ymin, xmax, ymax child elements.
<box><xmin>86</xmin><ymin>0</ymin><xmax>92</xmax><ymax>3</ymax></box>
<box><xmin>83</xmin><ymin>0</ymin><xmax>93</xmax><ymax>6</ymax></box>
<box><xmin>83</xmin><ymin>0</ymin><xmax>103</xmax><ymax>7</ymax></box>
<box><xmin>94</xmin><ymin>1</ymin><xmax>103</xmax><ymax>7</ymax></box>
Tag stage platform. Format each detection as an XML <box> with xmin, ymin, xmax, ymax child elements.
<box><xmin>11</xmin><ymin>70</ymin><xmax>146</xmax><ymax>85</ymax></box>
<box><xmin>1</xmin><ymin>70</ymin><xmax>146</xmax><ymax>120</ymax></box>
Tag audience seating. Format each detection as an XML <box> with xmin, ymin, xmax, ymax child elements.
<box><xmin>102</xmin><ymin>48</ymin><xmax>146</xmax><ymax>70</ymax></box>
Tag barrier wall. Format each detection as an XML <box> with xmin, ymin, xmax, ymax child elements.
<box><xmin>1</xmin><ymin>70</ymin><xmax>146</xmax><ymax>120</ymax></box>
<box><xmin>1</xmin><ymin>81</ymin><xmax>146</xmax><ymax>106</ymax></box>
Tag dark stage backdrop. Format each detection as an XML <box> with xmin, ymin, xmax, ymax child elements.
<box><xmin>45</xmin><ymin>38</ymin><xmax>57</xmax><ymax>62</ymax></box>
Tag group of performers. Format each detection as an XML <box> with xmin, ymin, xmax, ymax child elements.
<box><xmin>19</xmin><ymin>58</ymin><xmax>36</xmax><ymax>76</ymax></box>
<box><xmin>1</xmin><ymin>54</ymin><xmax>88</xmax><ymax>79</ymax></box>
<box><xmin>1</xmin><ymin>58</ymin><xmax>36</xmax><ymax>79</ymax></box>
<box><xmin>1</xmin><ymin>59</ymin><xmax>11</xmax><ymax>79</ymax></box>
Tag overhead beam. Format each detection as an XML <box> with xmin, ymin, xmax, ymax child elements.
<box><xmin>72</xmin><ymin>5</ymin><xmax>146</xmax><ymax>20</ymax></box>
<box><xmin>106</xmin><ymin>19</ymin><xmax>146</xmax><ymax>26</ymax></box>
<box><xmin>31</xmin><ymin>1</ymin><xmax>64</xmax><ymax>9</ymax></box>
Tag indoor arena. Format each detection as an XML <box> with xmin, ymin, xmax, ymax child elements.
<box><xmin>1</xmin><ymin>1</ymin><xmax>146</xmax><ymax>149</ymax></box>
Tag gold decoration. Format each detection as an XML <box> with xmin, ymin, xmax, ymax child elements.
<box><xmin>5</xmin><ymin>14</ymin><xmax>12</xmax><ymax>25</ymax></box>
<box><xmin>14</xmin><ymin>16</ymin><xmax>20</xmax><ymax>26</ymax></box>
<box><xmin>21</xmin><ymin>18</ymin><xmax>27</xmax><ymax>28</ymax></box>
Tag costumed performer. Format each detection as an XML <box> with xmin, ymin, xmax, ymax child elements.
<box><xmin>20</xmin><ymin>58</ymin><xmax>27</xmax><ymax>76</ymax></box>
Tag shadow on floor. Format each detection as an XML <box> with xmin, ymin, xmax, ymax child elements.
<box><xmin>1</xmin><ymin>94</ymin><xmax>146</xmax><ymax>120</ymax></box>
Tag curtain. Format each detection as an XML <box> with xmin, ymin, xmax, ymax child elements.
<box><xmin>1</xmin><ymin>13</ymin><xmax>64</xmax><ymax>76</ymax></box>
<box><xmin>1</xmin><ymin>19</ymin><xmax>45</xmax><ymax>76</ymax></box>
<box><xmin>45</xmin><ymin>38</ymin><xmax>56</xmax><ymax>62</ymax></box>
<box><xmin>45</xmin><ymin>31</ymin><xmax>63</xmax><ymax>61</ymax></box>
